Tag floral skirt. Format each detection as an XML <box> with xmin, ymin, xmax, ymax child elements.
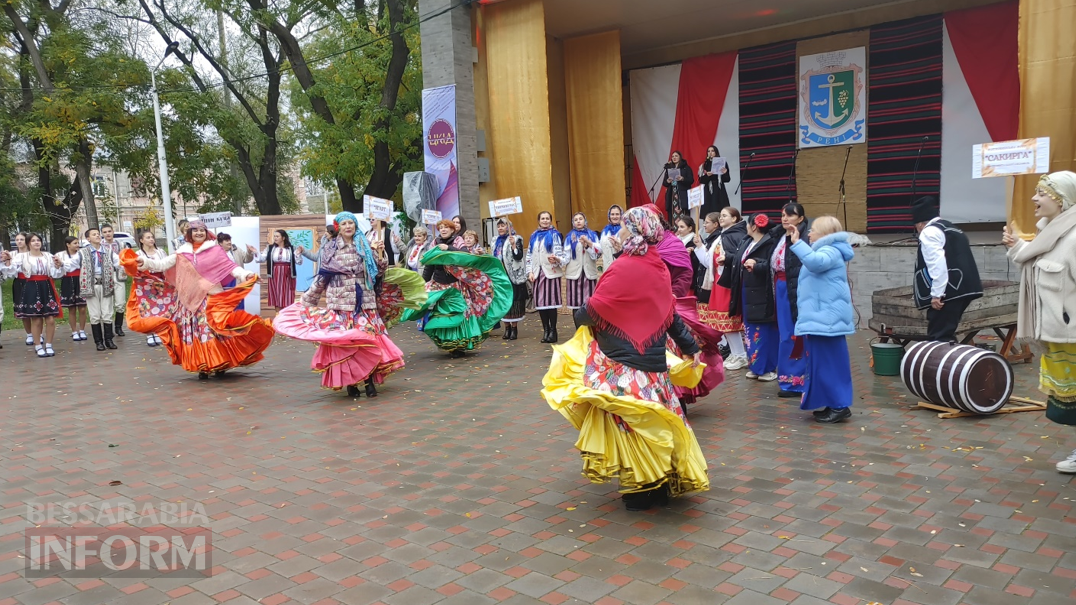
<box><xmin>121</xmin><ymin>250</ymin><xmax>274</xmax><ymax>374</ymax></box>
<box><xmin>541</xmin><ymin>327</ymin><xmax>709</xmax><ymax>496</ymax></box>
<box><xmin>274</xmin><ymin>303</ymin><xmax>404</xmax><ymax>389</ymax></box>
<box><xmin>1042</xmin><ymin>342</ymin><xmax>1076</xmax><ymax>425</ymax></box>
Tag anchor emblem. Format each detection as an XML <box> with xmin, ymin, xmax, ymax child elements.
<box><xmin>813</xmin><ymin>74</ymin><xmax>849</xmax><ymax>128</ymax></box>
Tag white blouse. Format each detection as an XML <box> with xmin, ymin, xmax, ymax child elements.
<box><xmin>1</xmin><ymin>252</ymin><xmax>64</xmax><ymax>279</ymax></box>
<box><xmin>256</xmin><ymin>246</ymin><xmax>302</xmax><ymax>265</ymax></box>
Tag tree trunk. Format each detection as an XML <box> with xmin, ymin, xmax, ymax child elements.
<box><xmin>362</xmin><ymin>0</ymin><xmax>411</xmax><ymax>201</ymax></box>
<box><xmin>74</xmin><ymin>138</ymin><xmax>98</xmax><ymax>230</ymax></box>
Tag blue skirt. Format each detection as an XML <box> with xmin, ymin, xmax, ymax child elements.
<box><xmin>223</xmin><ymin>277</ymin><xmax>244</xmax><ymax>311</ymax></box>
<box><xmin>742</xmin><ymin>290</ymin><xmax>778</xmax><ymax>375</ymax></box>
<box><xmin>775</xmin><ymin>279</ymin><xmax>806</xmax><ymax>393</ymax></box>
<box><xmin>800</xmin><ymin>335</ymin><xmax>853</xmax><ymax>411</ymax></box>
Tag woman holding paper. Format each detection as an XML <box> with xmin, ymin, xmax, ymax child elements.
<box><xmin>663</xmin><ymin>151</ymin><xmax>694</xmax><ymax>226</ymax></box>
<box><xmin>493</xmin><ymin>217</ymin><xmax>528</xmax><ymax>340</ymax></box>
<box><xmin>698</xmin><ymin>146</ymin><xmax>731</xmax><ymax>217</ymax></box>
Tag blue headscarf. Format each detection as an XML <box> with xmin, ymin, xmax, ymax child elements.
<box><xmin>601</xmin><ymin>205</ymin><xmax>623</xmax><ymax>239</ymax></box>
<box><xmin>528</xmin><ymin>218</ymin><xmax>560</xmax><ymax>254</ymax></box>
<box><xmin>333</xmin><ymin>211</ymin><xmax>378</xmax><ymax>290</ymax></box>
<box><xmin>566</xmin><ymin>214</ymin><xmax>599</xmax><ymax>260</ymax></box>
<box><xmin>493</xmin><ymin>217</ymin><xmax>516</xmax><ymax>258</ymax></box>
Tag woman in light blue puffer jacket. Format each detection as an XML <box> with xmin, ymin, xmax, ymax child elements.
<box><xmin>786</xmin><ymin>216</ymin><xmax>856</xmax><ymax>424</ymax></box>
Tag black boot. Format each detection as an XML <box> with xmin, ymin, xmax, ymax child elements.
<box><xmin>92</xmin><ymin>324</ymin><xmax>105</xmax><ymax>351</ymax></box>
<box><xmin>103</xmin><ymin>323</ymin><xmax>118</xmax><ymax>350</ymax></box>
<box><xmin>114</xmin><ymin>312</ymin><xmax>125</xmax><ymax>337</ymax></box>
<box><xmin>539</xmin><ymin>311</ymin><xmax>552</xmax><ymax>343</ymax></box>
<box><xmin>502</xmin><ymin>323</ymin><xmax>511</xmax><ymax>340</ymax></box>
<box><xmin>365</xmin><ymin>378</ymin><xmax>378</xmax><ymax>398</ymax></box>
<box><xmin>547</xmin><ymin>312</ymin><xmax>559</xmax><ymax>344</ymax></box>
<box><xmin>509</xmin><ymin>324</ymin><xmax>518</xmax><ymax>340</ymax></box>
<box><xmin>346</xmin><ymin>384</ymin><xmax>361</xmax><ymax>398</ymax></box>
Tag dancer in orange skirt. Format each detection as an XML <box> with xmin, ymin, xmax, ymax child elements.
<box><xmin>123</xmin><ymin>220</ymin><xmax>274</xmax><ymax>379</ymax></box>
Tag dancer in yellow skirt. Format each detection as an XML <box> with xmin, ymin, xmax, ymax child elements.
<box><xmin>541</xmin><ymin>206</ymin><xmax>709</xmax><ymax>511</ymax></box>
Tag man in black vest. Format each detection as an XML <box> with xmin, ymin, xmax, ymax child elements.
<box><xmin>912</xmin><ymin>196</ymin><xmax>983</xmax><ymax>342</ymax></box>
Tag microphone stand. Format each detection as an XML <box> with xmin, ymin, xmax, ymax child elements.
<box><xmin>734</xmin><ymin>153</ymin><xmax>756</xmax><ymax>196</ymax></box>
<box><xmin>647</xmin><ymin>167</ymin><xmax>666</xmax><ymax>200</ymax></box>
<box><xmin>785</xmin><ymin>149</ymin><xmax>800</xmax><ymax>202</ymax></box>
<box><xmin>836</xmin><ymin>145</ymin><xmax>851</xmax><ymax>227</ymax></box>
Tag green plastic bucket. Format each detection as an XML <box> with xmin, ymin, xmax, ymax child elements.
<box><xmin>870</xmin><ymin>341</ymin><xmax>904</xmax><ymax>376</ymax></box>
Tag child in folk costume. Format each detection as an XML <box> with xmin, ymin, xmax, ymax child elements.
<box><xmin>564</xmin><ymin>212</ymin><xmax>600</xmax><ymax>310</ymax></box>
<box><xmin>599</xmin><ymin>205</ymin><xmax>623</xmax><ymax>272</ymax></box>
<box><xmin>528</xmin><ymin>211</ymin><xmax>568</xmax><ymax>343</ymax></box>
<box><xmin>78</xmin><ymin>227</ymin><xmax>122</xmax><ymax>351</ymax></box>
<box><xmin>135</xmin><ymin>231</ymin><xmax>168</xmax><ymax>347</ymax></box>
<box><xmin>492</xmin><ymin>217</ymin><xmax>528</xmax><ymax>340</ymax></box>
<box><xmin>56</xmin><ymin>237</ymin><xmax>89</xmax><ymax>342</ymax></box>
<box><xmin>255</xmin><ymin>230</ymin><xmax>304</xmax><ymax>310</ymax></box>
<box><xmin>100</xmin><ymin>224</ymin><xmax>129</xmax><ymax>336</ymax></box>
<box><xmin>1</xmin><ymin>234</ymin><xmax>64</xmax><ymax>357</ymax></box>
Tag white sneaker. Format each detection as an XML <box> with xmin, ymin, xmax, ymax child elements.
<box><xmin>724</xmin><ymin>355</ymin><xmax>748</xmax><ymax>370</ymax></box>
<box><xmin>758</xmin><ymin>371</ymin><xmax>778</xmax><ymax>382</ymax></box>
<box><xmin>146</xmin><ymin>336</ymin><xmax>156</xmax><ymax>347</ymax></box>
<box><xmin>25</xmin><ymin>334</ymin><xmax>33</xmax><ymax>346</ymax></box>
<box><xmin>745</xmin><ymin>370</ymin><xmax>758</xmax><ymax>379</ymax></box>
<box><xmin>1056</xmin><ymin>449</ymin><xmax>1076</xmax><ymax>474</ymax></box>
<box><xmin>72</xmin><ymin>332</ymin><xmax>80</xmax><ymax>341</ymax></box>
<box><xmin>79</xmin><ymin>331</ymin><xmax>87</xmax><ymax>341</ymax></box>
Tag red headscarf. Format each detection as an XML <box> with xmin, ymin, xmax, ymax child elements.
<box><xmin>585</xmin><ymin>244</ymin><xmax>675</xmax><ymax>354</ymax></box>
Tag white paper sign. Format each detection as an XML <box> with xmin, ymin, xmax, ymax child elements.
<box><xmin>364</xmin><ymin>195</ymin><xmax>394</xmax><ymax>221</ymax></box>
<box><xmin>198</xmin><ymin>211</ymin><xmax>232</xmax><ymax>229</ymax></box>
<box><xmin>711</xmin><ymin>157</ymin><xmax>727</xmax><ymax>175</ymax></box>
<box><xmin>489</xmin><ymin>196</ymin><xmax>523</xmax><ymax>217</ymax></box>
<box><xmin>972</xmin><ymin>137</ymin><xmax>1050</xmax><ymax>178</ymax></box>
<box><xmin>422</xmin><ymin>209</ymin><xmax>443</xmax><ymax>225</ymax></box>
<box><xmin>687</xmin><ymin>185</ymin><xmax>704</xmax><ymax>209</ymax></box>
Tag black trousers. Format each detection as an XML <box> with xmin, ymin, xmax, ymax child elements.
<box><xmin>927</xmin><ymin>297</ymin><xmax>972</xmax><ymax>342</ymax></box>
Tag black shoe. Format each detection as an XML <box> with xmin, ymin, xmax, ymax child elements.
<box><xmin>213</xmin><ymin>370</ymin><xmax>227</xmax><ymax>378</ymax></box>
<box><xmin>92</xmin><ymin>325</ymin><xmax>106</xmax><ymax>351</ymax></box>
<box><xmin>114</xmin><ymin>313</ymin><xmax>125</xmax><ymax>337</ymax></box>
<box><xmin>812</xmin><ymin>407</ymin><xmax>830</xmax><ymax>417</ymax></box>
<box><xmin>103</xmin><ymin>324</ymin><xmax>118</xmax><ymax>349</ymax></box>
<box><xmin>503</xmin><ymin>326</ymin><xmax>511</xmax><ymax>340</ymax></box>
<box><xmin>718</xmin><ymin>343</ymin><xmax>731</xmax><ymax>359</ymax></box>
<box><xmin>509</xmin><ymin>325</ymin><xmax>518</xmax><ymax>340</ymax></box>
<box><xmin>449</xmin><ymin>349</ymin><xmax>465</xmax><ymax>358</ymax></box>
<box><xmin>778</xmin><ymin>390</ymin><xmax>800</xmax><ymax>398</ymax></box>
<box><xmin>346</xmin><ymin>384</ymin><xmax>361</xmax><ymax>398</ymax></box>
<box><xmin>365</xmin><ymin>379</ymin><xmax>378</xmax><ymax>398</ymax></box>
<box><xmin>650</xmin><ymin>485</ymin><xmax>670</xmax><ymax>508</ymax></box>
<box><xmin>547</xmin><ymin>329</ymin><xmax>558</xmax><ymax>344</ymax></box>
<box><xmin>622</xmin><ymin>491</ymin><xmax>652</xmax><ymax>511</ymax></box>
<box><xmin>815</xmin><ymin>407</ymin><xmax>851</xmax><ymax>424</ymax></box>
<box><xmin>198</xmin><ymin>371</ymin><xmax>209</xmax><ymax>380</ymax></box>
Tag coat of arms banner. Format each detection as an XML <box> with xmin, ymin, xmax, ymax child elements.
<box><xmin>798</xmin><ymin>47</ymin><xmax>867</xmax><ymax>148</ymax></box>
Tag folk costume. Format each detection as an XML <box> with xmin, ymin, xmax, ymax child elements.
<box><xmin>696</xmin><ymin>220</ymin><xmax>748</xmax><ymax>366</ymax></box>
<box><xmin>493</xmin><ymin>217</ymin><xmax>528</xmax><ymax>340</ymax></box>
<box><xmin>135</xmin><ymin>247</ymin><xmax>168</xmax><ymax>347</ymax></box>
<box><xmin>2</xmin><ymin>252</ymin><xmax>63</xmax><ymax>318</ymax></box>
<box><xmin>598</xmin><ymin>205</ymin><xmax>623</xmax><ymax>272</ymax></box>
<box><xmin>101</xmin><ymin>239</ymin><xmax>128</xmax><ymax>336</ymax></box>
<box><xmin>720</xmin><ymin>216</ymin><xmax>779</xmax><ymax>379</ymax></box>
<box><xmin>274</xmin><ymin>212</ymin><xmax>423</xmax><ymax>397</ymax></box>
<box><xmin>541</xmin><ymin>207</ymin><xmax>708</xmax><ymax>511</ymax></box>
<box><xmin>912</xmin><ymin>196</ymin><xmax>983</xmax><ymax>342</ymax></box>
<box><xmin>123</xmin><ymin>221</ymin><xmax>274</xmax><ymax>378</ymax></box>
<box><xmin>55</xmin><ymin>250</ymin><xmax>88</xmax><ymax>342</ymax></box>
<box><xmin>564</xmin><ymin>218</ymin><xmax>600</xmax><ymax>309</ymax></box>
<box><xmin>1006</xmin><ymin>172</ymin><xmax>1076</xmax><ymax>432</ymax></box>
<box><xmin>789</xmin><ymin>232</ymin><xmax>856</xmax><ymax>422</ymax></box>
<box><xmin>256</xmin><ymin>242</ymin><xmax>302</xmax><ymax>310</ymax></box>
<box><xmin>78</xmin><ymin>243</ymin><xmax>121</xmax><ymax>350</ymax></box>
<box><xmin>529</xmin><ymin>225</ymin><xmax>569</xmax><ymax>343</ymax></box>
<box><xmin>403</xmin><ymin>225</ymin><xmax>513</xmax><ymax>355</ymax></box>
<box><xmin>772</xmin><ymin>220</ymin><xmax>808</xmax><ymax>396</ymax></box>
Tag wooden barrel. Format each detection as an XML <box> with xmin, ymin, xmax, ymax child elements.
<box><xmin>899</xmin><ymin>341</ymin><xmax>1013</xmax><ymax>414</ymax></box>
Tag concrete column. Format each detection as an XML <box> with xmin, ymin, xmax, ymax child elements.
<box><xmin>419</xmin><ymin>0</ymin><xmax>479</xmax><ymax>230</ymax></box>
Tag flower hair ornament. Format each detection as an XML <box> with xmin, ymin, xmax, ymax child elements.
<box><xmin>754</xmin><ymin>214</ymin><xmax>770</xmax><ymax>229</ymax></box>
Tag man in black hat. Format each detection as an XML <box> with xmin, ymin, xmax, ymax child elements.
<box><xmin>911</xmin><ymin>196</ymin><xmax>983</xmax><ymax>342</ymax></box>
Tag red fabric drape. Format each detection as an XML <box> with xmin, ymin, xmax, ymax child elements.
<box><xmin>662</xmin><ymin>52</ymin><xmax>738</xmax><ymax>202</ymax></box>
<box><xmin>630</xmin><ymin>158</ymin><xmax>652</xmax><ymax>208</ymax></box>
<box><xmin>945</xmin><ymin>0</ymin><xmax>1020</xmax><ymax>142</ymax></box>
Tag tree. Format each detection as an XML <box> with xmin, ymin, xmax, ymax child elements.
<box><xmin>254</xmin><ymin>0</ymin><xmax>422</xmax><ymax>212</ymax></box>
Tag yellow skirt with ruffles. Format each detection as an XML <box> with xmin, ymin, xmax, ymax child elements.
<box><xmin>541</xmin><ymin>327</ymin><xmax>710</xmax><ymax>496</ymax></box>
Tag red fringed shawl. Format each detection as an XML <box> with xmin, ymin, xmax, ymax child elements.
<box><xmin>585</xmin><ymin>247</ymin><xmax>675</xmax><ymax>353</ymax></box>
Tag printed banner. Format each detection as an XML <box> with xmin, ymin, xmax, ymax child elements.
<box><xmin>421</xmin><ymin>209</ymin><xmax>442</xmax><ymax>225</ymax></box>
<box><xmin>422</xmin><ymin>85</ymin><xmax>460</xmax><ymax>219</ymax></box>
<box><xmin>488</xmin><ymin>196</ymin><xmax>523</xmax><ymax>217</ymax></box>
<box><xmin>687</xmin><ymin>186</ymin><xmax>704</xmax><ymax>209</ymax></box>
<box><xmin>197</xmin><ymin>211</ymin><xmax>232</xmax><ymax>229</ymax></box>
<box><xmin>798</xmin><ymin>47</ymin><xmax>867</xmax><ymax>148</ymax></box>
<box><xmin>972</xmin><ymin>138</ymin><xmax>1050</xmax><ymax>178</ymax></box>
<box><xmin>364</xmin><ymin>195</ymin><xmax>394</xmax><ymax>221</ymax></box>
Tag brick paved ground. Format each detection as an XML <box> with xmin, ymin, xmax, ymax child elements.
<box><xmin>1</xmin><ymin>316</ymin><xmax>1074</xmax><ymax>605</ymax></box>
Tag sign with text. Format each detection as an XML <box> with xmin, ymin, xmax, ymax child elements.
<box><xmin>687</xmin><ymin>185</ymin><xmax>704</xmax><ymax>209</ymax></box>
<box><xmin>972</xmin><ymin>138</ymin><xmax>1050</xmax><ymax>178</ymax></box>
<box><xmin>798</xmin><ymin>47</ymin><xmax>867</xmax><ymax>148</ymax></box>
<box><xmin>421</xmin><ymin>209</ymin><xmax>442</xmax><ymax>225</ymax></box>
<box><xmin>488</xmin><ymin>196</ymin><xmax>523</xmax><ymax>217</ymax></box>
<box><xmin>364</xmin><ymin>195</ymin><xmax>394</xmax><ymax>221</ymax></box>
<box><xmin>197</xmin><ymin>212</ymin><xmax>232</xmax><ymax>229</ymax></box>
<box><xmin>422</xmin><ymin>85</ymin><xmax>460</xmax><ymax>219</ymax></box>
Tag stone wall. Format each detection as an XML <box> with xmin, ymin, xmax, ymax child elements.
<box><xmin>849</xmin><ymin>243</ymin><xmax>1019</xmax><ymax>328</ymax></box>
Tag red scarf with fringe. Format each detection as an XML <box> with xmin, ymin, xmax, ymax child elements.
<box><xmin>585</xmin><ymin>247</ymin><xmax>674</xmax><ymax>353</ymax></box>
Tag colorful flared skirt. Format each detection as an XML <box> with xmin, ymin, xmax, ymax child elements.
<box><xmin>121</xmin><ymin>249</ymin><xmax>274</xmax><ymax>374</ymax></box>
<box><xmin>669</xmin><ymin>296</ymin><xmax>725</xmax><ymax>405</ymax></box>
<box><xmin>541</xmin><ymin>327</ymin><xmax>709</xmax><ymax>496</ymax></box>
<box><xmin>775</xmin><ymin>279</ymin><xmax>806</xmax><ymax>393</ymax></box>
<box><xmin>1042</xmin><ymin>342</ymin><xmax>1076</xmax><ymax>425</ymax></box>
<box><xmin>401</xmin><ymin>249</ymin><xmax>513</xmax><ymax>352</ymax></box>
